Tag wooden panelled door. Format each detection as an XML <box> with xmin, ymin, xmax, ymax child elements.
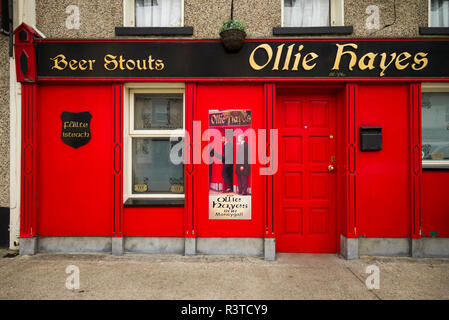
<box><xmin>275</xmin><ymin>94</ymin><xmax>337</xmax><ymax>253</ymax></box>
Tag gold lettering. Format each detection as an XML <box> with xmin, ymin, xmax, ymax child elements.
<box><xmin>69</xmin><ymin>59</ymin><xmax>78</xmax><ymax>70</ymax></box>
<box><xmin>249</xmin><ymin>44</ymin><xmax>273</xmax><ymax>70</ymax></box>
<box><xmin>148</xmin><ymin>56</ymin><xmax>155</xmax><ymax>70</ymax></box>
<box><xmin>88</xmin><ymin>60</ymin><xmax>96</xmax><ymax>70</ymax></box>
<box><xmin>126</xmin><ymin>59</ymin><xmax>136</xmax><ymax>70</ymax></box>
<box><xmin>155</xmin><ymin>59</ymin><xmax>164</xmax><ymax>70</ymax></box>
<box><xmin>119</xmin><ymin>55</ymin><xmax>126</xmax><ymax>70</ymax></box>
<box><xmin>104</xmin><ymin>54</ymin><xmax>118</xmax><ymax>71</ymax></box>
<box><xmin>272</xmin><ymin>44</ymin><xmax>285</xmax><ymax>70</ymax></box>
<box><xmin>358</xmin><ymin>52</ymin><xmax>377</xmax><ymax>70</ymax></box>
<box><xmin>78</xmin><ymin>59</ymin><xmax>88</xmax><ymax>71</ymax></box>
<box><xmin>412</xmin><ymin>52</ymin><xmax>428</xmax><ymax>71</ymax></box>
<box><xmin>379</xmin><ymin>53</ymin><xmax>397</xmax><ymax>77</ymax></box>
<box><xmin>136</xmin><ymin>59</ymin><xmax>147</xmax><ymax>70</ymax></box>
<box><xmin>50</xmin><ymin>54</ymin><xmax>68</xmax><ymax>70</ymax></box>
<box><xmin>282</xmin><ymin>44</ymin><xmax>295</xmax><ymax>70</ymax></box>
<box><xmin>291</xmin><ymin>45</ymin><xmax>304</xmax><ymax>71</ymax></box>
<box><xmin>302</xmin><ymin>52</ymin><xmax>319</xmax><ymax>71</ymax></box>
<box><xmin>395</xmin><ymin>52</ymin><xmax>412</xmax><ymax>70</ymax></box>
<box><xmin>332</xmin><ymin>43</ymin><xmax>358</xmax><ymax>71</ymax></box>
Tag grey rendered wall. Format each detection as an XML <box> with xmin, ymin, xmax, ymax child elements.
<box><xmin>345</xmin><ymin>0</ymin><xmax>428</xmax><ymax>37</ymax></box>
<box><xmin>0</xmin><ymin>35</ymin><xmax>10</xmax><ymax>208</ymax></box>
<box><xmin>36</xmin><ymin>0</ymin><xmax>122</xmax><ymax>38</ymax></box>
<box><xmin>35</xmin><ymin>0</ymin><xmax>429</xmax><ymax>39</ymax></box>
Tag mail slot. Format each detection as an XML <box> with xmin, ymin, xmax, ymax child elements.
<box><xmin>360</xmin><ymin>126</ymin><xmax>382</xmax><ymax>151</ymax></box>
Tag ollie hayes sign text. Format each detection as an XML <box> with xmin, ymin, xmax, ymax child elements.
<box><xmin>36</xmin><ymin>40</ymin><xmax>449</xmax><ymax>78</ymax></box>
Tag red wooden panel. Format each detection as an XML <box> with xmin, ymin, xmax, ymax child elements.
<box><xmin>309</xmin><ymin>137</ymin><xmax>329</xmax><ymax>164</ymax></box>
<box><xmin>37</xmin><ymin>85</ymin><xmax>114</xmax><ymax>236</ymax></box>
<box><xmin>283</xmin><ymin>137</ymin><xmax>302</xmax><ymax>163</ymax></box>
<box><xmin>124</xmin><ymin>207</ymin><xmax>185</xmax><ymax>237</ymax></box>
<box><xmin>357</xmin><ymin>84</ymin><xmax>410</xmax><ymax>237</ymax></box>
<box><xmin>284</xmin><ymin>101</ymin><xmax>302</xmax><ymax>127</ymax></box>
<box><xmin>284</xmin><ymin>208</ymin><xmax>302</xmax><ymax>234</ymax></box>
<box><xmin>275</xmin><ymin>94</ymin><xmax>337</xmax><ymax>253</ymax></box>
<box><xmin>422</xmin><ymin>171</ymin><xmax>449</xmax><ymax>237</ymax></box>
<box><xmin>310</xmin><ymin>173</ymin><xmax>329</xmax><ymax>200</ymax></box>
<box><xmin>310</xmin><ymin>100</ymin><xmax>329</xmax><ymax>128</ymax></box>
<box><xmin>309</xmin><ymin>208</ymin><xmax>329</xmax><ymax>235</ymax></box>
<box><xmin>282</xmin><ymin>173</ymin><xmax>302</xmax><ymax>200</ymax></box>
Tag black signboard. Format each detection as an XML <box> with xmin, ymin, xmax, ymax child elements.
<box><xmin>60</xmin><ymin>111</ymin><xmax>92</xmax><ymax>149</ymax></box>
<box><xmin>36</xmin><ymin>40</ymin><xmax>449</xmax><ymax>79</ymax></box>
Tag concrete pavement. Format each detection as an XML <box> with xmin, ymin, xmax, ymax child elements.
<box><xmin>0</xmin><ymin>249</ymin><xmax>448</xmax><ymax>299</ymax></box>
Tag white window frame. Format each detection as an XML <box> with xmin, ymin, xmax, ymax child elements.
<box><xmin>281</xmin><ymin>0</ymin><xmax>344</xmax><ymax>27</ymax></box>
<box><xmin>123</xmin><ymin>0</ymin><xmax>185</xmax><ymax>27</ymax></box>
<box><xmin>421</xmin><ymin>82</ymin><xmax>449</xmax><ymax>169</ymax></box>
<box><xmin>124</xmin><ymin>82</ymin><xmax>185</xmax><ymax>202</ymax></box>
<box><xmin>428</xmin><ymin>0</ymin><xmax>449</xmax><ymax>27</ymax></box>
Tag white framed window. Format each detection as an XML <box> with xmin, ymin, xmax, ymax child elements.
<box><xmin>124</xmin><ymin>0</ymin><xmax>184</xmax><ymax>27</ymax></box>
<box><xmin>422</xmin><ymin>83</ymin><xmax>449</xmax><ymax>168</ymax></box>
<box><xmin>281</xmin><ymin>0</ymin><xmax>344</xmax><ymax>27</ymax></box>
<box><xmin>124</xmin><ymin>83</ymin><xmax>185</xmax><ymax>201</ymax></box>
<box><xmin>429</xmin><ymin>0</ymin><xmax>449</xmax><ymax>27</ymax></box>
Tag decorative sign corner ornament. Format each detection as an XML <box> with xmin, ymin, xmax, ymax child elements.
<box><xmin>60</xmin><ymin>111</ymin><xmax>92</xmax><ymax>149</ymax></box>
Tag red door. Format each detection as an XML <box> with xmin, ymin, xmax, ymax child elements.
<box><xmin>275</xmin><ymin>94</ymin><xmax>337</xmax><ymax>253</ymax></box>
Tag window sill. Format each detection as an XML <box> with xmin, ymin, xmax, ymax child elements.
<box><xmin>273</xmin><ymin>26</ymin><xmax>353</xmax><ymax>36</ymax></box>
<box><xmin>419</xmin><ymin>27</ymin><xmax>449</xmax><ymax>35</ymax></box>
<box><xmin>124</xmin><ymin>198</ymin><xmax>185</xmax><ymax>207</ymax></box>
<box><xmin>422</xmin><ymin>160</ymin><xmax>449</xmax><ymax>170</ymax></box>
<box><xmin>115</xmin><ymin>27</ymin><xmax>193</xmax><ymax>36</ymax></box>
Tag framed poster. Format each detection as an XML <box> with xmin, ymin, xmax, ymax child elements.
<box><xmin>208</xmin><ymin>109</ymin><xmax>252</xmax><ymax>220</ymax></box>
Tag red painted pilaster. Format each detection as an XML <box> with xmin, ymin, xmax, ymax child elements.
<box><xmin>185</xmin><ymin>83</ymin><xmax>196</xmax><ymax>237</ymax></box>
<box><xmin>346</xmin><ymin>83</ymin><xmax>358</xmax><ymax>238</ymax></box>
<box><xmin>264</xmin><ymin>83</ymin><xmax>275</xmax><ymax>238</ymax></box>
<box><xmin>20</xmin><ymin>84</ymin><xmax>38</xmax><ymax>237</ymax></box>
<box><xmin>410</xmin><ymin>83</ymin><xmax>422</xmax><ymax>239</ymax></box>
<box><xmin>113</xmin><ymin>83</ymin><xmax>124</xmax><ymax>237</ymax></box>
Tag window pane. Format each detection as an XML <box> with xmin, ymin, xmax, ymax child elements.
<box><xmin>422</xmin><ymin>92</ymin><xmax>449</xmax><ymax>160</ymax></box>
<box><xmin>132</xmin><ymin>137</ymin><xmax>184</xmax><ymax>194</ymax></box>
<box><xmin>284</xmin><ymin>0</ymin><xmax>329</xmax><ymax>27</ymax></box>
<box><xmin>134</xmin><ymin>93</ymin><xmax>183</xmax><ymax>130</ymax></box>
<box><xmin>430</xmin><ymin>0</ymin><xmax>449</xmax><ymax>27</ymax></box>
<box><xmin>135</xmin><ymin>0</ymin><xmax>182</xmax><ymax>27</ymax></box>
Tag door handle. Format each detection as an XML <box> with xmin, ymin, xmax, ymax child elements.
<box><xmin>328</xmin><ymin>164</ymin><xmax>335</xmax><ymax>172</ymax></box>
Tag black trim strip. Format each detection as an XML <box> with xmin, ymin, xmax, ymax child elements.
<box><xmin>124</xmin><ymin>198</ymin><xmax>185</xmax><ymax>207</ymax></box>
<box><xmin>422</xmin><ymin>167</ymin><xmax>449</xmax><ymax>171</ymax></box>
<box><xmin>273</xmin><ymin>26</ymin><xmax>353</xmax><ymax>35</ymax></box>
<box><xmin>115</xmin><ymin>27</ymin><xmax>194</xmax><ymax>36</ymax></box>
<box><xmin>419</xmin><ymin>27</ymin><xmax>449</xmax><ymax>35</ymax></box>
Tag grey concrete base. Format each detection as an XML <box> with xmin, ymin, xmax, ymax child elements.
<box><xmin>359</xmin><ymin>237</ymin><xmax>410</xmax><ymax>256</ymax></box>
<box><xmin>411</xmin><ymin>238</ymin><xmax>424</xmax><ymax>258</ymax></box>
<box><xmin>112</xmin><ymin>237</ymin><xmax>124</xmax><ymax>255</ymax></box>
<box><xmin>184</xmin><ymin>237</ymin><xmax>196</xmax><ymax>256</ymax></box>
<box><xmin>420</xmin><ymin>238</ymin><xmax>449</xmax><ymax>257</ymax></box>
<box><xmin>38</xmin><ymin>237</ymin><xmax>112</xmax><ymax>253</ymax></box>
<box><xmin>19</xmin><ymin>237</ymin><xmax>38</xmax><ymax>255</ymax></box>
<box><xmin>340</xmin><ymin>234</ymin><xmax>358</xmax><ymax>260</ymax></box>
<box><xmin>196</xmin><ymin>237</ymin><xmax>263</xmax><ymax>256</ymax></box>
<box><xmin>124</xmin><ymin>237</ymin><xmax>184</xmax><ymax>254</ymax></box>
<box><xmin>264</xmin><ymin>238</ymin><xmax>275</xmax><ymax>261</ymax></box>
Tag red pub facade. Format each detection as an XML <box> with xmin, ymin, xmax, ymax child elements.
<box><xmin>15</xmin><ymin>23</ymin><xmax>449</xmax><ymax>259</ymax></box>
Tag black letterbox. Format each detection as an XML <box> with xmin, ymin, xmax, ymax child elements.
<box><xmin>360</xmin><ymin>127</ymin><xmax>382</xmax><ymax>151</ymax></box>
